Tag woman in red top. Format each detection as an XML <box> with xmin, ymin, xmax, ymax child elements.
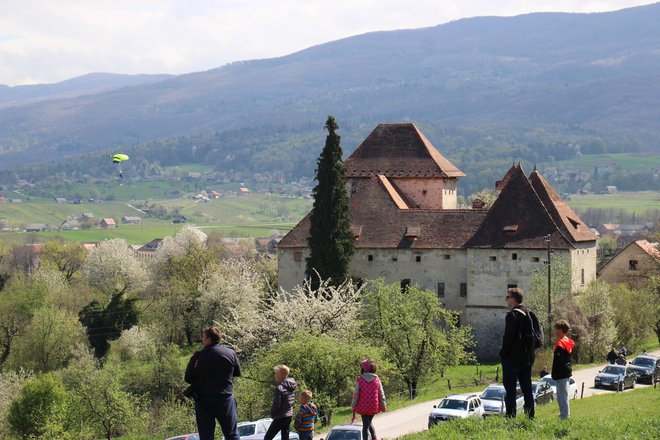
<box><xmin>351</xmin><ymin>359</ymin><xmax>386</xmax><ymax>440</ymax></box>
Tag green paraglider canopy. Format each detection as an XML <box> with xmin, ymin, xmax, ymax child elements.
<box><xmin>112</xmin><ymin>153</ymin><xmax>129</xmax><ymax>163</ymax></box>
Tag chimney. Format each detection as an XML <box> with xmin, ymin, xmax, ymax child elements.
<box><xmin>472</xmin><ymin>198</ymin><xmax>487</xmax><ymax>210</ymax></box>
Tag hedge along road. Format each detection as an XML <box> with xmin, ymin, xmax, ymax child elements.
<box><xmin>339</xmin><ymin>349</ymin><xmax>660</xmax><ymax>439</ymax></box>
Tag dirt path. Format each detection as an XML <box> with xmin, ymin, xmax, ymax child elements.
<box><xmin>362</xmin><ymin>349</ymin><xmax>660</xmax><ymax>439</ymax></box>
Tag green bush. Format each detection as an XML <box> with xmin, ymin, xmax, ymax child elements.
<box><xmin>147</xmin><ymin>395</ymin><xmax>196</xmax><ymax>437</ymax></box>
<box><xmin>8</xmin><ymin>374</ymin><xmax>68</xmax><ymax>439</ymax></box>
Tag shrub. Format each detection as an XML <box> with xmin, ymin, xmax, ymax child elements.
<box><xmin>8</xmin><ymin>374</ymin><xmax>68</xmax><ymax>439</ymax></box>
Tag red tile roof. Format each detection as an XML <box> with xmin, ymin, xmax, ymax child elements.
<box><xmin>279</xmin><ymin>177</ymin><xmax>485</xmax><ymax>249</ymax></box>
<box><xmin>466</xmin><ymin>165</ymin><xmax>575</xmax><ymax>249</ymax></box>
<box><xmin>344</xmin><ymin>123</ymin><xmax>464</xmax><ymax>178</ymax></box>
<box><xmin>281</xmin><ymin>125</ymin><xmax>593</xmax><ymax>252</ymax></box>
<box><xmin>495</xmin><ymin>164</ymin><xmax>517</xmax><ymax>191</ymax></box>
<box><xmin>635</xmin><ymin>239</ymin><xmax>660</xmax><ymax>261</ymax></box>
<box><xmin>530</xmin><ymin>171</ymin><xmax>597</xmax><ymax>243</ymax></box>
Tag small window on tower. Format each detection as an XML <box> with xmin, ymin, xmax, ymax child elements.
<box><xmin>489</xmin><ymin>256</ymin><xmax>497</xmax><ymax>262</ymax></box>
<box><xmin>629</xmin><ymin>260</ymin><xmax>638</xmax><ymax>271</ymax></box>
<box><xmin>581</xmin><ymin>269</ymin><xmax>585</xmax><ymax>286</ymax></box>
<box><xmin>416</xmin><ymin>255</ymin><xmax>422</xmax><ymax>263</ymax></box>
<box><xmin>532</xmin><ymin>257</ymin><xmax>540</xmax><ymax>263</ymax></box>
<box><xmin>443</xmin><ymin>254</ymin><xmax>451</xmax><ymax>260</ymax></box>
<box><xmin>401</xmin><ymin>279</ymin><xmax>411</xmax><ymax>292</ymax></box>
<box><xmin>507</xmin><ymin>283</ymin><xmax>518</xmax><ymax>290</ymax></box>
<box><xmin>392</xmin><ymin>257</ymin><xmax>398</xmax><ymax>262</ymax></box>
<box><xmin>368</xmin><ymin>255</ymin><xmax>374</xmax><ymax>262</ymax></box>
<box><xmin>512</xmin><ymin>253</ymin><xmax>518</xmax><ymax>261</ymax></box>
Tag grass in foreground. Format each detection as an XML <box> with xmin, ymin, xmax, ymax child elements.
<box><xmin>405</xmin><ymin>387</ymin><xmax>660</xmax><ymax>440</ymax></box>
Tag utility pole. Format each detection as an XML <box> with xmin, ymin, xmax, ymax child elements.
<box><xmin>545</xmin><ymin>234</ymin><xmax>552</xmax><ymax>347</ymax></box>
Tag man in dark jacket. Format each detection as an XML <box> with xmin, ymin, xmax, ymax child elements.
<box><xmin>264</xmin><ymin>364</ymin><xmax>297</xmax><ymax>440</ymax></box>
<box><xmin>606</xmin><ymin>349</ymin><xmax>617</xmax><ymax>365</ymax></box>
<box><xmin>552</xmin><ymin>320</ymin><xmax>574</xmax><ymax>419</ymax></box>
<box><xmin>185</xmin><ymin>327</ymin><xmax>241</xmax><ymax>440</ymax></box>
<box><xmin>499</xmin><ymin>288</ymin><xmax>535</xmax><ymax>419</ymax></box>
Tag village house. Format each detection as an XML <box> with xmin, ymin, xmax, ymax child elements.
<box><xmin>598</xmin><ymin>239</ymin><xmax>660</xmax><ymax>289</ymax></box>
<box><xmin>61</xmin><ymin>218</ymin><xmax>81</xmax><ymax>230</ymax></box>
<box><xmin>121</xmin><ymin>216</ymin><xmax>143</xmax><ymax>224</ymax></box>
<box><xmin>278</xmin><ymin>123</ymin><xmax>597</xmax><ymax>359</ymax></box>
<box><xmin>135</xmin><ymin>238</ymin><xmax>163</xmax><ymax>258</ymax></box>
<box><xmin>25</xmin><ymin>224</ymin><xmax>49</xmax><ymax>233</ymax></box>
<box><xmin>100</xmin><ymin>218</ymin><xmax>117</xmax><ymax>229</ymax></box>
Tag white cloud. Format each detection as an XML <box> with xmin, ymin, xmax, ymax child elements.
<box><xmin>0</xmin><ymin>0</ymin><xmax>651</xmax><ymax>85</ymax></box>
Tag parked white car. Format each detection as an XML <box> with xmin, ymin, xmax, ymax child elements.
<box><xmin>479</xmin><ymin>384</ymin><xmax>524</xmax><ymax>416</ymax></box>
<box><xmin>226</xmin><ymin>418</ymin><xmax>299</xmax><ymax>440</ymax></box>
<box><xmin>428</xmin><ymin>394</ymin><xmax>485</xmax><ymax>427</ymax></box>
<box><xmin>541</xmin><ymin>376</ymin><xmax>578</xmax><ymax>400</ymax></box>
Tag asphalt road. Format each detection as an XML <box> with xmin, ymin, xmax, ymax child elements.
<box><xmin>361</xmin><ymin>349</ymin><xmax>660</xmax><ymax>439</ymax></box>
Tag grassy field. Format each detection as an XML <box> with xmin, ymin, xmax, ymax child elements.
<box><xmin>0</xmin><ymin>192</ymin><xmax>311</xmax><ymax>244</ymax></box>
<box><xmin>542</xmin><ymin>153</ymin><xmax>660</xmax><ymax>172</ymax></box>
<box><xmin>404</xmin><ymin>387</ymin><xmax>659</xmax><ymax>440</ymax></box>
<box><xmin>566</xmin><ymin>191</ymin><xmax>660</xmax><ymax>214</ymax></box>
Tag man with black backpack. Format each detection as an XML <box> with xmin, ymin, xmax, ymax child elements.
<box><xmin>499</xmin><ymin>288</ymin><xmax>543</xmax><ymax>420</ymax></box>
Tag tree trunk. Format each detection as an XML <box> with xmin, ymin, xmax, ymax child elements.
<box><xmin>405</xmin><ymin>379</ymin><xmax>418</xmax><ymax>399</ymax></box>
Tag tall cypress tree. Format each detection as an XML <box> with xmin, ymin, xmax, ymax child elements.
<box><xmin>306</xmin><ymin>116</ymin><xmax>355</xmax><ymax>287</ymax></box>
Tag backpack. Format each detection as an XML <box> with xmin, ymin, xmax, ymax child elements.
<box><xmin>513</xmin><ymin>306</ymin><xmax>544</xmax><ymax>351</ymax></box>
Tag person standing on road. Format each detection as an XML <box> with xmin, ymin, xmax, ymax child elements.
<box><xmin>551</xmin><ymin>320</ymin><xmax>574</xmax><ymax>420</ymax></box>
<box><xmin>264</xmin><ymin>365</ymin><xmax>297</xmax><ymax>440</ymax></box>
<box><xmin>607</xmin><ymin>349</ymin><xmax>617</xmax><ymax>365</ymax></box>
<box><xmin>352</xmin><ymin>359</ymin><xmax>387</xmax><ymax>440</ymax></box>
<box><xmin>499</xmin><ymin>288</ymin><xmax>538</xmax><ymax>420</ymax></box>
<box><xmin>185</xmin><ymin>327</ymin><xmax>241</xmax><ymax>440</ymax></box>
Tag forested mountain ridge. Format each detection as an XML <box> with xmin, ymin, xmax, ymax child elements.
<box><xmin>1</xmin><ymin>3</ymin><xmax>659</xmax><ymax>191</ymax></box>
<box><xmin>0</xmin><ymin>72</ymin><xmax>173</xmax><ymax>110</ymax></box>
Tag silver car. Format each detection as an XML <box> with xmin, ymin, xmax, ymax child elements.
<box><xmin>321</xmin><ymin>424</ymin><xmax>368</xmax><ymax>440</ymax></box>
<box><xmin>480</xmin><ymin>384</ymin><xmax>524</xmax><ymax>416</ymax></box>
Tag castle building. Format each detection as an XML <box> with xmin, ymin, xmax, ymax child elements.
<box><xmin>278</xmin><ymin>123</ymin><xmax>597</xmax><ymax>358</ymax></box>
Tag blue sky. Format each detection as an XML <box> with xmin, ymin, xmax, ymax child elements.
<box><xmin>0</xmin><ymin>0</ymin><xmax>653</xmax><ymax>85</ymax></box>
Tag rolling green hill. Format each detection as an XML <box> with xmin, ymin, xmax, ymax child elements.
<box><xmin>0</xmin><ymin>3</ymin><xmax>659</xmax><ymax>187</ymax></box>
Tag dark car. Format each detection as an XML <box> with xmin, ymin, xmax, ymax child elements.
<box><xmin>594</xmin><ymin>365</ymin><xmax>637</xmax><ymax>391</ymax></box>
<box><xmin>531</xmin><ymin>380</ymin><xmax>554</xmax><ymax>404</ymax></box>
<box><xmin>629</xmin><ymin>355</ymin><xmax>659</xmax><ymax>384</ymax></box>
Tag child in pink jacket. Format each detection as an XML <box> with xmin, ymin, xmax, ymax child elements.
<box><xmin>351</xmin><ymin>359</ymin><xmax>386</xmax><ymax>440</ymax></box>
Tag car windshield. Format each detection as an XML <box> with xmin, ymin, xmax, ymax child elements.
<box><xmin>438</xmin><ymin>399</ymin><xmax>468</xmax><ymax>410</ymax></box>
<box><xmin>602</xmin><ymin>366</ymin><xmax>624</xmax><ymax>375</ymax></box>
<box><xmin>542</xmin><ymin>377</ymin><xmax>556</xmax><ymax>387</ymax></box>
<box><xmin>327</xmin><ymin>430</ymin><xmax>361</xmax><ymax>440</ymax></box>
<box><xmin>481</xmin><ymin>389</ymin><xmax>505</xmax><ymax>400</ymax></box>
<box><xmin>237</xmin><ymin>425</ymin><xmax>256</xmax><ymax>437</ymax></box>
<box><xmin>632</xmin><ymin>358</ymin><xmax>654</xmax><ymax>368</ymax></box>
<box><xmin>532</xmin><ymin>384</ymin><xmax>540</xmax><ymax>393</ymax></box>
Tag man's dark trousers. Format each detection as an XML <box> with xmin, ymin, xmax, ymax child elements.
<box><xmin>264</xmin><ymin>417</ymin><xmax>292</xmax><ymax>440</ymax></box>
<box><xmin>502</xmin><ymin>358</ymin><xmax>535</xmax><ymax>419</ymax></box>
<box><xmin>195</xmin><ymin>395</ymin><xmax>239</xmax><ymax>440</ymax></box>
